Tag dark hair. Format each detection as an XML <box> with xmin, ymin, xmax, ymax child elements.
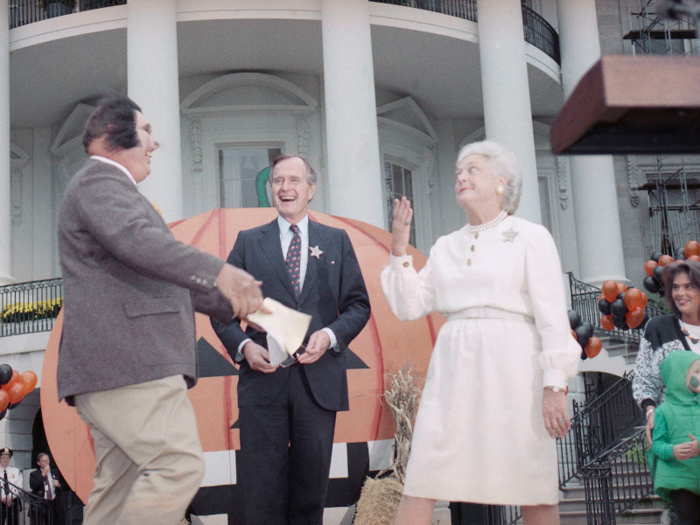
<box><xmin>662</xmin><ymin>260</ymin><xmax>700</xmax><ymax>315</ymax></box>
<box><xmin>82</xmin><ymin>92</ymin><xmax>142</xmax><ymax>153</ymax></box>
<box><xmin>269</xmin><ymin>154</ymin><xmax>317</xmax><ymax>185</ymax></box>
<box><xmin>36</xmin><ymin>452</ymin><xmax>49</xmax><ymax>462</ymax></box>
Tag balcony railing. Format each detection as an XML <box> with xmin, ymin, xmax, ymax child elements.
<box><xmin>370</xmin><ymin>0</ymin><xmax>561</xmax><ymax>65</ymax></box>
<box><xmin>0</xmin><ymin>278</ymin><xmax>63</xmax><ymax>338</ymax></box>
<box><xmin>9</xmin><ymin>0</ymin><xmax>125</xmax><ymax>30</ymax></box>
<box><xmin>0</xmin><ymin>477</ymin><xmax>58</xmax><ymax>524</ymax></box>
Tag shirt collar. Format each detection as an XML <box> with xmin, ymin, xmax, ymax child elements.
<box><xmin>90</xmin><ymin>156</ymin><xmax>138</xmax><ymax>187</ymax></box>
<box><xmin>277</xmin><ymin>214</ymin><xmax>309</xmax><ymax>236</ymax></box>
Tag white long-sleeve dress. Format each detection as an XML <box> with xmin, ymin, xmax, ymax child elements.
<box><xmin>381</xmin><ymin>215</ymin><xmax>580</xmax><ymax>505</ymax></box>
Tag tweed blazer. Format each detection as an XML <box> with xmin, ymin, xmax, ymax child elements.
<box><xmin>57</xmin><ymin>159</ymin><xmax>232</xmax><ymax>402</ymax></box>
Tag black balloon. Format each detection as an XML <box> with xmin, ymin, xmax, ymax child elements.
<box><xmin>0</xmin><ymin>365</ymin><xmax>13</xmax><ymax>386</ymax></box>
<box><xmin>653</xmin><ymin>265</ymin><xmax>665</xmax><ymax>284</ymax></box>
<box><xmin>581</xmin><ymin>321</ymin><xmax>594</xmax><ymax>338</ymax></box>
<box><xmin>618</xmin><ymin>292</ymin><xmax>626</xmax><ymax>305</ymax></box>
<box><xmin>674</xmin><ymin>247</ymin><xmax>687</xmax><ymax>261</ymax></box>
<box><xmin>7</xmin><ymin>403</ymin><xmax>19</xmax><ymax>411</ymax></box>
<box><xmin>568</xmin><ymin>310</ymin><xmax>582</xmax><ymax>329</ymax></box>
<box><xmin>643</xmin><ymin>276</ymin><xmax>659</xmax><ymax>294</ymax></box>
<box><xmin>574</xmin><ymin>325</ymin><xmax>591</xmax><ymax>348</ymax></box>
<box><xmin>0</xmin><ymin>410</ymin><xmax>7</xmax><ymax>422</ymax></box>
<box><xmin>651</xmin><ymin>251</ymin><xmax>664</xmax><ymax>262</ymax></box>
<box><xmin>580</xmin><ymin>348</ymin><xmax>588</xmax><ymax>361</ymax></box>
<box><xmin>612</xmin><ymin>316</ymin><xmax>630</xmax><ymax>331</ymax></box>
<box><xmin>611</xmin><ymin>298</ymin><xmax>627</xmax><ymax>320</ymax></box>
<box><xmin>598</xmin><ymin>298</ymin><xmax>611</xmax><ymax>315</ymax></box>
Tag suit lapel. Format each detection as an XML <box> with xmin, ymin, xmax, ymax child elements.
<box><xmin>258</xmin><ymin>219</ymin><xmax>297</xmax><ymax>299</ymax></box>
<box><xmin>299</xmin><ymin>220</ymin><xmax>324</xmax><ymax>305</ymax></box>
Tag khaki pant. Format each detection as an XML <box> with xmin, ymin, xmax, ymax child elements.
<box><xmin>75</xmin><ymin>375</ymin><xmax>204</xmax><ymax>525</ymax></box>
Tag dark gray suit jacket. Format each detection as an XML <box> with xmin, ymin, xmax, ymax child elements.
<box><xmin>57</xmin><ymin>159</ymin><xmax>232</xmax><ymax>403</ymax></box>
<box><xmin>212</xmin><ymin>218</ymin><xmax>370</xmax><ymax>412</ymax></box>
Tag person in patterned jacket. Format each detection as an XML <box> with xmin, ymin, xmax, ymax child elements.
<box><xmin>633</xmin><ymin>260</ymin><xmax>700</xmax><ymax>446</ymax></box>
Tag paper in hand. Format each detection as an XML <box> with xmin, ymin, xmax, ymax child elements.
<box><xmin>247</xmin><ymin>298</ymin><xmax>312</xmax><ymax>366</ymax></box>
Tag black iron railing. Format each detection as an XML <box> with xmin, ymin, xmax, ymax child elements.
<box><xmin>558</xmin><ymin>372</ymin><xmax>645</xmax><ymax>488</ymax></box>
<box><xmin>0</xmin><ymin>478</ymin><xmax>57</xmax><ymax>524</ymax></box>
<box><xmin>370</xmin><ymin>0</ymin><xmax>561</xmax><ymax>65</ymax></box>
<box><xmin>582</xmin><ymin>428</ymin><xmax>654</xmax><ymax>525</ymax></box>
<box><xmin>568</xmin><ymin>273</ymin><xmax>666</xmax><ymax>347</ymax></box>
<box><xmin>9</xmin><ymin>0</ymin><xmax>125</xmax><ymax>30</ymax></box>
<box><xmin>483</xmin><ymin>504</ymin><xmax>521</xmax><ymax>525</ymax></box>
<box><xmin>0</xmin><ymin>278</ymin><xmax>63</xmax><ymax>337</ymax></box>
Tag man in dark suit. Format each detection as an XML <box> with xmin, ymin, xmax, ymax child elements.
<box><xmin>212</xmin><ymin>154</ymin><xmax>371</xmax><ymax>525</ymax></box>
<box><xmin>29</xmin><ymin>453</ymin><xmax>62</xmax><ymax>524</ymax></box>
<box><xmin>57</xmin><ymin>93</ymin><xmax>264</xmax><ymax>525</ymax></box>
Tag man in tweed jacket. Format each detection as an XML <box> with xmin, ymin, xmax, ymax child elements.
<box><xmin>57</xmin><ymin>93</ymin><xmax>263</xmax><ymax>525</ymax></box>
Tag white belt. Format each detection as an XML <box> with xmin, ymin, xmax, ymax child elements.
<box><xmin>444</xmin><ymin>306</ymin><xmax>534</xmax><ymax>324</ymax></box>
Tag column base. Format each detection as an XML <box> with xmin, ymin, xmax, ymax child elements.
<box><xmin>581</xmin><ymin>275</ymin><xmax>630</xmax><ymax>289</ymax></box>
<box><xmin>0</xmin><ymin>273</ymin><xmax>16</xmax><ymax>286</ymax></box>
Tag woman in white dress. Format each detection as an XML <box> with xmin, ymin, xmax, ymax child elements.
<box><xmin>382</xmin><ymin>141</ymin><xmax>580</xmax><ymax>525</ymax></box>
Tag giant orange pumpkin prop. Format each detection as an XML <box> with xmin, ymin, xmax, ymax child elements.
<box><xmin>41</xmin><ymin>209</ymin><xmax>443</xmax><ymax>521</ymax></box>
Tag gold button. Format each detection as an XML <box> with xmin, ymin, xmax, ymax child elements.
<box><xmin>475</xmin><ymin>232</ymin><xmax>479</xmax><ymax>239</ymax></box>
<box><xmin>467</xmin><ymin>259</ymin><xmax>472</xmax><ymax>266</ymax></box>
<box><xmin>403</xmin><ymin>262</ymin><xmax>410</xmax><ymax>268</ymax></box>
<box><xmin>471</xmin><ymin>245</ymin><xmax>475</xmax><ymax>252</ymax></box>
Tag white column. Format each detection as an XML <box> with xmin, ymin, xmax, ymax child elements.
<box><xmin>321</xmin><ymin>0</ymin><xmax>384</xmax><ymax>228</ymax></box>
<box><xmin>477</xmin><ymin>0</ymin><xmax>541</xmax><ymax>224</ymax></box>
<box><xmin>557</xmin><ymin>0</ymin><xmax>627</xmax><ymax>285</ymax></box>
<box><xmin>0</xmin><ymin>0</ymin><xmax>14</xmax><ymax>284</ymax></box>
<box><xmin>127</xmin><ymin>0</ymin><xmax>183</xmax><ymax>222</ymax></box>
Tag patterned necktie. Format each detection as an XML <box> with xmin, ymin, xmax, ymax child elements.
<box><xmin>286</xmin><ymin>224</ymin><xmax>302</xmax><ymax>298</ymax></box>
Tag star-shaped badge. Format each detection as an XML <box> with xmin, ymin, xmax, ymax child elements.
<box><xmin>310</xmin><ymin>245</ymin><xmax>323</xmax><ymax>259</ymax></box>
<box><xmin>502</xmin><ymin>228</ymin><xmax>519</xmax><ymax>242</ymax></box>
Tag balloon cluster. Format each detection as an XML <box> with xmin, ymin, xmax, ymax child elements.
<box><xmin>0</xmin><ymin>366</ymin><xmax>37</xmax><ymax>421</ymax></box>
<box><xmin>598</xmin><ymin>281</ymin><xmax>648</xmax><ymax>331</ymax></box>
<box><xmin>643</xmin><ymin>241</ymin><xmax>700</xmax><ymax>295</ymax></box>
<box><xmin>568</xmin><ymin>310</ymin><xmax>602</xmax><ymax>360</ymax></box>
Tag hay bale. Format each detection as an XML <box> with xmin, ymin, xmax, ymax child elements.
<box><xmin>353</xmin><ymin>476</ymin><xmax>404</xmax><ymax>525</ymax></box>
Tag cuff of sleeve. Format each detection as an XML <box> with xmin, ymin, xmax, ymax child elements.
<box><xmin>236</xmin><ymin>338</ymin><xmax>252</xmax><ymax>363</ymax></box>
<box><xmin>543</xmin><ymin>369</ymin><xmax>567</xmax><ymax>390</ymax></box>
<box><xmin>390</xmin><ymin>254</ymin><xmax>413</xmax><ymax>270</ymax></box>
<box><xmin>322</xmin><ymin>328</ymin><xmax>337</xmax><ymax>350</ymax></box>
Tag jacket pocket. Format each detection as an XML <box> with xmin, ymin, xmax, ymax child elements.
<box><xmin>124</xmin><ymin>298</ymin><xmax>183</xmax><ymax>318</ymax></box>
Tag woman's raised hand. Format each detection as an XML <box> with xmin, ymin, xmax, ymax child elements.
<box><xmin>391</xmin><ymin>197</ymin><xmax>413</xmax><ymax>257</ymax></box>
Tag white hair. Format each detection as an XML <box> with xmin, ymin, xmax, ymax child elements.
<box><xmin>456</xmin><ymin>140</ymin><xmax>523</xmax><ymax>214</ymax></box>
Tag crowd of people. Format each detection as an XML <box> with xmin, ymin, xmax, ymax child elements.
<box><xmin>46</xmin><ymin>90</ymin><xmax>700</xmax><ymax>525</ymax></box>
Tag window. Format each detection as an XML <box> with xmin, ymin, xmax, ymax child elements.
<box><xmin>219</xmin><ymin>146</ymin><xmax>281</xmax><ymax>208</ymax></box>
<box><xmin>538</xmin><ymin>176</ymin><xmax>553</xmax><ymax>234</ymax></box>
<box><xmin>384</xmin><ymin>160</ymin><xmax>417</xmax><ymax>247</ymax></box>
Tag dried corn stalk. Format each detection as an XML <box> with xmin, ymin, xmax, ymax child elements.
<box><xmin>378</xmin><ymin>364</ymin><xmax>421</xmax><ymax>484</ymax></box>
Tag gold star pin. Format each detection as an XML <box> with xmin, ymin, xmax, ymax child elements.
<box><xmin>310</xmin><ymin>245</ymin><xmax>323</xmax><ymax>259</ymax></box>
<box><xmin>502</xmin><ymin>228</ymin><xmax>519</xmax><ymax>242</ymax></box>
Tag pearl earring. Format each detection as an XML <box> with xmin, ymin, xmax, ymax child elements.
<box><xmin>496</xmin><ymin>185</ymin><xmax>505</xmax><ymax>195</ymax></box>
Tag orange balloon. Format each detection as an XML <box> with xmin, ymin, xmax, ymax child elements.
<box><xmin>602</xmin><ymin>280</ymin><xmax>618</xmax><ymax>302</ymax></box>
<box><xmin>644</xmin><ymin>260</ymin><xmax>658</xmax><ymax>277</ymax></box>
<box><xmin>626</xmin><ymin>307</ymin><xmax>646</xmax><ymax>329</ymax></box>
<box><xmin>7</xmin><ymin>383</ymin><xmax>25</xmax><ymax>405</ymax></box>
<box><xmin>658</xmin><ymin>254</ymin><xmax>674</xmax><ymax>267</ymax></box>
<box><xmin>585</xmin><ymin>337</ymin><xmax>603</xmax><ymax>358</ymax></box>
<box><xmin>2</xmin><ymin>371</ymin><xmax>20</xmax><ymax>393</ymax></box>
<box><xmin>571</xmin><ymin>329</ymin><xmax>578</xmax><ymax>341</ymax></box>
<box><xmin>20</xmin><ymin>371</ymin><xmax>37</xmax><ymax>394</ymax></box>
<box><xmin>616</xmin><ymin>283</ymin><xmax>628</xmax><ymax>294</ymax></box>
<box><xmin>640</xmin><ymin>293</ymin><xmax>649</xmax><ymax>308</ymax></box>
<box><xmin>625</xmin><ymin>288</ymin><xmax>645</xmax><ymax>310</ymax></box>
<box><xmin>685</xmin><ymin>241</ymin><xmax>700</xmax><ymax>258</ymax></box>
<box><xmin>601</xmin><ymin>314</ymin><xmax>614</xmax><ymax>331</ymax></box>
<box><xmin>0</xmin><ymin>391</ymin><xmax>9</xmax><ymax>413</ymax></box>
<box><xmin>689</xmin><ymin>255</ymin><xmax>700</xmax><ymax>263</ymax></box>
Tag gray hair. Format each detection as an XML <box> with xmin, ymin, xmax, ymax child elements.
<box><xmin>456</xmin><ymin>140</ymin><xmax>522</xmax><ymax>214</ymax></box>
<box><xmin>269</xmin><ymin>154</ymin><xmax>317</xmax><ymax>186</ymax></box>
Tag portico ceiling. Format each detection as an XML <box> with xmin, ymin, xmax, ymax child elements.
<box><xmin>10</xmin><ymin>15</ymin><xmax>563</xmax><ymax>129</ymax></box>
